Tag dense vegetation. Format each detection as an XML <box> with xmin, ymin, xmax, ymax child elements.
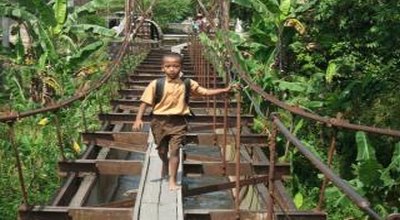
<box><xmin>1</xmin><ymin>0</ymin><xmax>399</xmax><ymax>219</ymax></box>
<box><xmin>200</xmin><ymin>0</ymin><xmax>400</xmax><ymax>218</ymax></box>
<box><xmin>0</xmin><ymin>0</ymin><xmax>146</xmax><ymax>219</ymax></box>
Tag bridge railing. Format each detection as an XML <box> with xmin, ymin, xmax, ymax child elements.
<box><xmin>188</xmin><ymin>32</ymin><xmax>400</xmax><ymax>220</ymax></box>
<box><xmin>0</xmin><ymin>0</ymin><xmax>154</xmax><ymax>213</ymax></box>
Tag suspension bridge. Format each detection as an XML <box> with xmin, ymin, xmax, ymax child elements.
<box><xmin>2</xmin><ymin>2</ymin><xmax>400</xmax><ymax>220</ymax></box>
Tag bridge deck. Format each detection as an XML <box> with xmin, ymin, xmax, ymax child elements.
<box><xmin>133</xmin><ymin>132</ymin><xmax>183</xmax><ymax>220</ymax></box>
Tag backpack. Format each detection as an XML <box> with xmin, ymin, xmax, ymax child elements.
<box><xmin>154</xmin><ymin>77</ymin><xmax>194</xmax><ymax>116</ymax></box>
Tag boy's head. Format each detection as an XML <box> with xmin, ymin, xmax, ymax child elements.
<box><xmin>162</xmin><ymin>52</ymin><xmax>182</xmax><ymax>79</ymax></box>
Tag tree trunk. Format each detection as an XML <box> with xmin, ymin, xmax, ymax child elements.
<box><xmin>2</xmin><ymin>17</ymin><xmax>10</xmax><ymax>48</ymax></box>
<box><xmin>220</xmin><ymin>0</ymin><xmax>230</xmax><ymax>31</ymax></box>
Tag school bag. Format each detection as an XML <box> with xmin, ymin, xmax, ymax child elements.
<box><xmin>153</xmin><ymin>77</ymin><xmax>195</xmax><ymax>116</ymax></box>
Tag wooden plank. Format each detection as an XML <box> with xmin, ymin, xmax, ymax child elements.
<box><xmin>252</xmin><ymin>147</ymin><xmax>297</xmax><ymax>211</ymax></box>
<box><xmin>69</xmin><ymin>174</ymin><xmax>97</xmax><ymax>207</ymax></box>
<box><xmin>19</xmin><ymin>206</ymin><xmax>70</xmax><ymax>220</ymax></box>
<box><xmin>184</xmin><ymin>209</ymin><xmax>326</xmax><ymax>220</ymax></box>
<box><xmin>133</xmin><ymin>134</ymin><xmax>152</xmax><ymax>220</ymax></box>
<box><xmin>98</xmin><ymin>113</ymin><xmax>254</xmax><ymax>125</ymax></box>
<box><xmin>20</xmin><ymin>207</ymin><xmax>134</xmax><ymax>220</ymax></box>
<box><xmin>82</xmin><ymin>132</ymin><xmax>267</xmax><ymax>147</ymax></box>
<box><xmin>158</xmin><ymin>180</ymin><xmax>177</xmax><ymax>220</ymax></box>
<box><xmin>69</xmin><ymin>207</ymin><xmax>133</xmax><ymax>220</ymax></box>
<box><xmin>51</xmin><ymin>174</ymin><xmax>80</xmax><ymax>206</ymax></box>
<box><xmin>93</xmin><ymin>197</ymin><xmax>135</xmax><ymax>208</ymax></box>
<box><xmin>140</xmin><ymin>203</ymin><xmax>159</xmax><ymax>219</ymax></box>
<box><xmin>177</xmin><ymin>148</ymin><xmax>184</xmax><ymax>220</ymax></box>
<box><xmin>140</xmin><ymin>153</ymin><xmax>162</xmax><ymax>204</ymax></box>
<box><xmin>96</xmin><ymin>160</ymin><xmax>142</xmax><ymax>175</ymax></box>
<box><xmin>58</xmin><ymin>160</ymin><xmax>142</xmax><ymax>175</ymax></box>
<box><xmin>111</xmin><ymin>99</ymin><xmax>237</xmax><ymax>108</ymax></box>
<box><xmin>82</xmin><ymin>132</ymin><xmax>148</xmax><ymax>153</ymax></box>
<box><xmin>184</xmin><ymin>175</ymin><xmax>270</xmax><ymax>197</ymax></box>
<box><xmin>183</xmin><ymin>161</ymin><xmax>290</xmax><ymax>177</ymax></box>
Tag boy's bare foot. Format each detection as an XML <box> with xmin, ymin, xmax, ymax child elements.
<box><xmin>168</xmin><ymin>182</ymin><xmax>181</xmax><ymax>191</ymax></box>
<box><xmin>169</xmin><ymin>177</ymin><xmax>181</xmax><ymax>191</ymax></box>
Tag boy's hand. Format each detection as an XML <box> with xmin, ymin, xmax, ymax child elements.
<box><xmin>225</xmin><ymin>83</ymin><xmax>240</xmax><ymax>92</ymax></box>
<box><xmin>132</xmin><ymin>119</ymin><xmax>144</xmax><ymax>131</ymax></box>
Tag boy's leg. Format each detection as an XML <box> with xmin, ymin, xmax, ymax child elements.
<box><xmin>157</xmin><ymin>138</ymin><xmax>169</xmax><ymax>177</ymax></box>
<box><xmin>168</xmin><ymin>135</ymin><xmax>184</xmax><ymax>190</ymax></box>
<box><xmin>150</xmin><ymin>117</ymin><xmax>169</xmax><ymax>177</ymax></box>
<box><xmin>167</xmin><ymin>118</ymin><xmax>187</xmax><ymax>190</ymax></box>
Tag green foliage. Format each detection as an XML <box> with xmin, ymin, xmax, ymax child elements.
<box><xmin>151</xmin><ymin>0</ymin><xmax>194</xmax><ymax>29</ymax></box>
<box><xmin>0</xmin><ymin>0</ymin><xmax>117</xmax><ymax>108</ymax></box>
<box><xmin>221</xmin><ymin>0</ymin><xmax>400</xmax><ymax>218</ymax></box>
<box><xmin>0</xmin><ymin>49</ymin><xmax>147</xmax><ymax>220</ymax></box>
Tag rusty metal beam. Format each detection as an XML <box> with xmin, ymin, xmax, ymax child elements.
<box><xmin>125</xmin><ymin>80</ymin><xmax>226</xmax><ymax>88</ymax></box>
<box><xmin>19</xmin><ymin>206</ymin><xmax>133</xmax><ymax>220</ymax></box>
<box><xmin>58</xmin><ymin>159</ymin><xmax>142</xmax><ymax>175</ymax></box>
<box><xmin>183</xmin><ymin>161</ymin><xmax>290</xmax><ymax>177</ymax></box>
<box><xmin>128</xmin><ymin>74</ymin><xmax>222</xmax><ymax>81</ymax></box>
<box><xmin>81</xmin><ymin>131</ymin><xmax>268</xmax><ymax>146</ymax></box>
<box><xmin>184</xmin><ymin>175</ymin><xmax>271</xmax><ymax>197</ymax></box>
<box><xmin>98</xmin><ymin>113</ymin><xmax>254</xmax><ymax>125</ymax></box>
<box><xmin>184</xmin><ymin>209</ymin><xmax>327</xmax><ymax>220</ymax></box>
<box><xmin>111</xmin><ymin>99</ymin><xmax>237</xmax><ymax>108</ymax></box>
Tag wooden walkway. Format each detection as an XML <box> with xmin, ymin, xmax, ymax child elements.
<box><xmin>133</xmin><ymin>131</ymin><xmax>183</xmax><ymax>220</ymax></box>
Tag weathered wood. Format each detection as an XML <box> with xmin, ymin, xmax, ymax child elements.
<box><xmin>184</xmin><ymin>209</ymin><xmax>327</xmax><ymax>220</ymax></box>
<box><xmin>69</xmin><ymin>207</ymin><xmax>133</xmax><ymax>220</ymax></box>
<box><xmin>19</xmin><ymin>206</ymin><xmax>133</xmax><ymax>220</ymax></box>
<box><xmin>82</xmin><ymin>132</ymin><xmax>148</xmax><ymax>153</ymax></box>
<box><xmin>183</xmin><ymin>161</ymin><xmax>290</xmax><ymax>177</ymax></box>
<box><xmin>93</xmin><ymin>197</ymin><xmax>135</xmax><ymax>208</ymax></box>
<box><xmin>128</xmin><ymin>74</ymin><xmax>223</xmax><ymax>81</ymax></box>
<box><xmin>51</xmin><ymin>174</ymin><xmax>80</xmax><ymax>206</ymax></box>
<box><xmin>82</xmin><ymin>132</ymin><xmax>267</xmax><ymax>147</ymax></box>
<box><xmin>58</xmin><ymin>159</ymin><xmax>143</xmax><ymax>175</ymax></box>
<box><xmin>177</xmin><ymin>148</ymin><xmax>184</xmax><ymax>220</ymax></box>
<box><xmin>184</xmin><ymin>175</ymin><xmax>270</xmax><ymax>197</ymax></box>
<box><xmin>111</xmin><ymin>99</ymin><xmax>238</xmax><ymax>108</ymax></box>
<box><xmin>69</xmin><ymin>175</ymin><xmax>97</xmax><ymax>207</ymax></box>
<box><xmin>98</xmin><ymin>113</ymin><xmax>254</xmax><ymax>126</ymax></box>
<box><xmin>133</xmin><ymin>135</ymin><xmax>152</xmax><ymax>220</ymax></box>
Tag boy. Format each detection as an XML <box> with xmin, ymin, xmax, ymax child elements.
<box><xmin>132</xmin><ymin>52</ymin><xmax>234</xmax><ymax>191</ymax></box>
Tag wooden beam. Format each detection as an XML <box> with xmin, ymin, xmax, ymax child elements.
<box><xmin>184</xmin><ymin>175</ymin><xmax>270</xmax><ymax>197</ymax></box>
<box><xmin>98</xmin><ymin>113</ymin><xmax>254</xmax><ymax>125</ymax></box>
<box><xmin>19</xmin><ymin>206</ymin><xmax>133</xmax><ymax>220</ymax></box>
<box><xmin>183</xmin><ymin>161</ymin><xmax>290</xmax><ymax>177</ymax></box>
<box><xmin>93</xmin><ymin>198</ymin><xmax>135</xmax><ymax>208</ymax></box>
<box><xmin>58</xmin><ymin>160</ymin><xmax>143</xmax><ymax>175</ymax></box>
<box><xmin>111</xmin><ymin>99</ymin><xmax>238</xmax><ymax>108</ymax></box>
<box><xmin>51</xmin><ymin>174</ymin><xmax>81</xmax><ymax>206</ymax></box>
<box><xmin>82</xmin><ymin>132</ymin><xmax>268</xmax><ymax>147</ymax></box>
<box><xmin>82</xmin><ymin>132</ymin><xmax>148</xmax><ymax>153</ymax></box>
<box><xmin>69</xmin><ymin>207</ymin><xmax>133</xmax><ymax>220</ymax></box>
<box><xmin>184</xmin><ymin>209</ymin><xmax>327</xmax><ymax>220</ymax></box>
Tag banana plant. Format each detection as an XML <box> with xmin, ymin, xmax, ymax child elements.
<box><xmin>0</xmin><ymin>0</ymin><xmax>116</xmax><ymax>105</ymax></box>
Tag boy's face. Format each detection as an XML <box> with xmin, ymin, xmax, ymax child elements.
<box><xmin>162</xmin><ymin>57</ymin><xmax>182</xmax><ymax>79</ymax></box>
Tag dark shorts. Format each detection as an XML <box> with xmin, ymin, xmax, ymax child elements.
<box><xmin>150</xmin><ymin>115</ymin><xmax>188</xmax><ymax>153</ymax></box>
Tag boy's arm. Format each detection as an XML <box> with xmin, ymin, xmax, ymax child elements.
<box><xmin>191</xmin><ymin>79</ymin><xmax>238</xmax><ymax>97</ymax></box>
<box><xmin>132</xmin><ymin>102</ymin><xmax>149</xmax><ymax>131</ymax></box>
<box><xmin>204</xmin><ymin>85</ymin><xmax>231</xmax><ymax>96</ymax></box>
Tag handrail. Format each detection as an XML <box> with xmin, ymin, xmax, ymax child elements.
<box><xmin>0</xmin><ymin>5</ymin><xmax>150</xmax><ymax>123</ymax></box>
<box><xmin>272</xmin><ymin>114</ymin><xmax>383</xmax><ymax>220</ymax></box>
<box><xmin>211</xmin><ymin>31</ymin><xmax>400</xmax><ymax>138</ymax></box>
